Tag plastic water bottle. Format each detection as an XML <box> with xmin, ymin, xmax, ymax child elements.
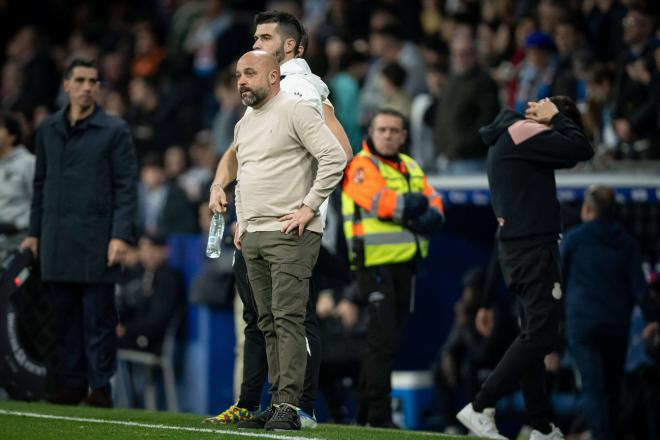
<box><xmin>206</xmin><ymin>213</ymin><xmax>225</xmax><ymax>258</ymax></box>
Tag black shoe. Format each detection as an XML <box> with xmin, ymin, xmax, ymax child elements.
<box><xmin>264</xmin><ymin>404</ymin><xmax>301</xmax><ymax>431</ymax></box>
<box><xmin>82</xmin><ymin>386</ymin><xmax>113</xmax><ymax>408</ymax></box>
<box><xmin>236</xmin><ymin>405</ymin><xmax>277</xmax><ymax>429</ymax></box>
<box><xmin>45</xmin><ymin>387</ymin><xmax>87</xmax><ymax>405</ymax></box>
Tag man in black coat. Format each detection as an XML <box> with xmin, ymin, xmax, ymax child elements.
<box><xmin>456</xmin><ymin>96</ymin><xmax>594</xmax><ymax>440</ymax></box>
<box><xmin>21</xmin><ymin>58</ymin><xmax>138</xmax><ymax>407</ymax></box>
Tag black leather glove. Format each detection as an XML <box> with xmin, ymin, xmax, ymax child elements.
<box><xmin>406</xmin><ymin>208</ymin><xmax>445</xmax><ymax>235</ymax></box>
<box><xmin>402</xmin><ymin>193</ymin><xmax>428</xmax><ymax>221</ymax></box>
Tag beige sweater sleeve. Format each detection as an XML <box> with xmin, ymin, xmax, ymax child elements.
<box><xmin>290</xmin><ymin>100</ymin><xmax>347</xmax><ymax>211</ymax></box>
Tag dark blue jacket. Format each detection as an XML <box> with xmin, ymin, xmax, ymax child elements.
<box><xmin>29</xmin><ymin>105</ymin><xmax>138</xmax><ymax>283</ymax></box>
<box><xmin>560</xmin><ymin>219</ymin><xmax>656</xmax><ymax>333</ymax></box>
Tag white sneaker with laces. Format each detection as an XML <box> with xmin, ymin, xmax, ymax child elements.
<box><xmin>530</xmin><ymin>423</ymin><xmax>565</xmax><ymax>440</ymax></box>
<box><xmin>456</xmin><ymin>403</ymin><xmax>508</xmax><ymax>440</ymax></box>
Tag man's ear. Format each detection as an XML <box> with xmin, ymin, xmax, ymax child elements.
<box><xmin>270</xmin><ymin>69</ymin><xmax>279</xmax><ymax>85</ymax></box>
<box><xmin>283</xmin><ymin>37</ymin><xmax>297</xmax><ymax>56</ymax></box>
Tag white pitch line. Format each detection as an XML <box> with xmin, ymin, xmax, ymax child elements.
<box><xmin>0</xmin><ymin>409</ymin><xmax>322</xmax><ymax>440</ymax></box>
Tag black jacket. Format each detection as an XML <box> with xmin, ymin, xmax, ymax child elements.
<box><xmin>480</xmin><ymin>109</ymin><xmax>593</xmax><ymax>243</ymax></box>
<box><xmin>29</xmin><ymin>105</ymin><xmax>138</xmax><ymax>283</ymax></box>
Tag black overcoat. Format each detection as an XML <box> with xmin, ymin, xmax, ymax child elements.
<box><xmin>29</xmin><ymin>105</ymin><xmax>137</xmax><ymax>283</ymax></box>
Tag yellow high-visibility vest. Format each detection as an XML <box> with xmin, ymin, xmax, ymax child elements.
<box><xmin>342</xmin><ymin>151</ymin><xmax>429</xmax><ymax>267</ymax></box>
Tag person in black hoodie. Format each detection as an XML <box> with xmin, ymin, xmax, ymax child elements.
<box><xmin>561</xmin><ymin>185</ymin><xmax>658</xmax><ymax>440</ymax></box>
<box><xmin>456</xmin><ymin>96</ymin><xmax>594</xmax><ymax>440</ymax></box>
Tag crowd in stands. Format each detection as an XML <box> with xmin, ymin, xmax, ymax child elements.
<box><xmin>2</xmin><ymin>0</ymin><xmax>660</xmax><ymax>438</ymax></box>
<box><xmin>3</xmin><ymin>0</ymin><xmax>660</xmax><ymax>185</ymax></box>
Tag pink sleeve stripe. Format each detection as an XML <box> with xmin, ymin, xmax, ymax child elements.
<box><xmin>508</xmin><ymin>120</ymin><xmax>550</xmax><ymax>145</ymax></box>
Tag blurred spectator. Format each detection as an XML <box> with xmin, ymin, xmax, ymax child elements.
<box><xmin>410</xmin><ymin>61</ymin><xmax>448</xmax><ymax>172</ymax></box>
<box><xmin>584</xmin><ymin>64</ymin><xmax>619</xmax><ymax>159</ymax></box>
<box><xmin>561</xmin><ymin>185</ymin><xmax>660</xmax><ymax>440</ymax></box>
<box><xmin>550</xmin><ymin>18</ymin><xmax>588</xmax><ymax>102</ymax></box>
<box><xmin>419</xmin><ymin>0</ymin><xmax>443</xmax><ymax>38</ymax></box>
<box><xmin>1</xmin><ymin>61</ymin><xmax>33</xmax><ymax>116</ymax></box>
<box><xmin>379</xmin><ymin>62</ymin><xmax>411</xmax><ymax>119</ymax></box>
<box><xmin>189</xmin><ymin>200</ymin><xmax>235</xmax><ymax>309</ymax></box>
<box><xmin>513</xmin><ymin>31</ymin><xmax>557</xmax><ymax>113</ymax></box>
<box><xmin>100</xmin><ymin>51</ymin><xmax>129</xmax><ymax>92</ymax></box>
<box><xmin>182</xmin><ymin>131</ymin><xmax>216</xmax><ymax>203</ymax></box>
<box><xmin>330</xmin><ymin>49</ymin><xmax>369</xmax><ymax>152</ymax></box>
<box><xmin>585</xmin><ymin>0</ymin><xmax>627</xmax><ymax>63</ymax></box>
<box><xmin>102</xmin><ymin>90</ymin><xmax>127</xmax><ymax>118</ymax></box>
<box><xmin>537</xmin><ymin>0</ymin><xmax>568</xmax><ymax>35</ymax></box>
<box><xmin>5</xmin><ymin>26</ymin><xmax>58</xmax><ymax>114</ymax></box>
<box><xmin>0</xmin><ymin>112</ymin><xmax>34</xmax><ymax>260</ymax></box>
<box><xmin>185</xmin><ymin>0</ymin><xmax>251</xmax><ymax>77</ymax></box>
<box><xmin>499</xmin><ymin>16</ymin><xmax>537</xmax><ymax>108</ymax></box>
<box><xmin>164</xmin><ymin>145</ymin><xmax>189</xmax><ymax>182</ymax></box>
<box><xmin>116</xmin><ymin>233</ymin><xmax>185</xmax><ymax>353</ymax></box>
<box><xmin>611</xmin><ymin>8</ymin><xmax>659</xmax><ymax>159</ymax></box>
<box><xmin>360</xmin><ymin>24</ymin><xmax>426</xmax><ymax>125</ymax></box>
<box><xmin>166</xmin><ymin>0</ymin><xmax>203</xmax><ymax>77</ymax></box>
<box><xmin>164</xmin><ymin>144</ymin><xmax>213</xmax><ymax>204</ymax></box>
<box><xmin>620</xmin><ymin>289</ymin><xmax>660</xmax><ymax>440</ymax></box>
<box><xmin>433</xmin><ymin>35</ymin><xmax>499</xmax><ymax>174</ymax></box>
<box><xmin>138</xmin><ymin>152</ymin><xmax>197</xmax><ymax>236</ymax></box>
<box><xmin>131</xmin><ymin>21</ymin><xmax>166</xmax><ymax>79</ymax></box>
<box><xmin>418</xmin><ymin>34</ymin><xmax>448</xmax><ymax>67</ymax></box>
<box><xmin>125</xmin><ymin>76</ymin><xmax>177</xmax><ymax>158</ymax></box>
<box><xmin>643</xmin><ymin>46</ymin><xmax>660</xmax><ymax>159</ymax></box>
<box><xmin>211</xmin><ymin>70</ymin><xmax>243</xmax><ymax>156</ymax></box>
<box><xmin>316</xmin><ymin>283</ymin><xmax>365</xmax><ymax>424</ymax></box>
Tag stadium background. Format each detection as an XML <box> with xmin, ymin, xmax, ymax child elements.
<box><xmin>1</xmin><ymin>0</ymin><xmax>660</xmax><ymax>437</ymax></box>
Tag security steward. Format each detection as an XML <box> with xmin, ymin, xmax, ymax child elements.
<box><xmin>342</xmin><ymin>108</ymin><xmax>445</xmax><ymax>427</ymax></box>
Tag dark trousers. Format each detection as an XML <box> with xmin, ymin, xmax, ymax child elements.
<box><xmin>567</xmin><ymin>327</ymin><xmax>628</xmax><ymax>440</ymax></box>
<box><xmin>47</xmin><ymin>282</ymin><xmax>117</xmax><ymax>391</ymax></box>
<box><xmin>357</xmin><ymin>262</ymin><xmax>415</xmax><ymax>425</ymax></box>
<box><xmin>473</xmin><ymin>241</ymin><xmax>562</xmax><ymax>431</ymax></box>
<box><xmin>234</xmin><ymin>247</ymin><xmax>322</xmax><ymax>413</ymax></box>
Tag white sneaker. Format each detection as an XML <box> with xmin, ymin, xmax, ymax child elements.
<box><xmin>456</xmin><ymin>403</ymin><xmax>508</xmax><ymax>439</ymax></box>
<box><xmin>530</xmin><ymin>424</ymin><xmax>565</xmax><ymax>440</ymax></box>
<box><xmin>296</xmin><ymin>409</ymin><xmax>317</xmax><ymax>429</ymax></box>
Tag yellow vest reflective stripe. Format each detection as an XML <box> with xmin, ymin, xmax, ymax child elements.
<box><xmin>342</xmin><ymin>151</ymin><xmax>429</xmax><ymax>267</ymax></box>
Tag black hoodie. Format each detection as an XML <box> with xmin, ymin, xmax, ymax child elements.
<box><xmin>480</xmin><ymin>109</ymin><xmax>594</xmax><ymax>244</ymax></box>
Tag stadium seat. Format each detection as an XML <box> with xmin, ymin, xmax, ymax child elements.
<box><xmin>116</xmin><ymin>311</ymin><xmax>184</xmax><ymax>411</ymax></box>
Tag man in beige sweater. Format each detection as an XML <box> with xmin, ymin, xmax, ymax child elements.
<box><xmin>232</xmin><ymin>50</ymin><xmax>346</xmax><ymax>431</ymax></box>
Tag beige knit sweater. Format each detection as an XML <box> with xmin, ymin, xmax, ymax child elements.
<box><xmin>234</xmin><ymin>92</ymin><xmax>346</xmax><ymax>234</ymax></box>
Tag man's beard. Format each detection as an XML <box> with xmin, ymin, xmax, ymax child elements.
<box><xmin>274</xmin><ymin>43</ymin><xmax>285</xmax><ymax>63</ymax></box>
<box><xmin>240</xmin><ymin>86</ymin><xmax>268</xmax><ymax>107</ymax></box>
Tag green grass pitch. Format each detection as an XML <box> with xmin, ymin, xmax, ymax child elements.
<box><xmin>0</xmin><ymin>399</ymin><xmax>484</xmax><ymax>440</ymax></box>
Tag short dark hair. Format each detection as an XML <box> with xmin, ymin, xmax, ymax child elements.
<box><xmin>63</xmin><ymin>57</ymin><xmax>97</xmax><ymax>80</ymax></box>
<box><xmin>141</xmin><ymin>151</ymin><xmax>165</xmax><ymax>170</ymax></box>
<box><xmin>381</xmin><ymin>62</ymin><xmax>407</xmax><ymax>88</ymax></box>
<box><xmin>297</xmin><ymin>28</ymin><xmax>308</xmax><ymax>58</ymax></box>
<box><xmin>369</xmin><ymin>108</ymin><xmax>408</xmax><ymax>129</ymax></box>
<box><xmin>338</xmin><ymin>49</ymin><xmax>369</xmax><ymax>71</ymax></box>
<box><xmin>584</xmin><ymin>185</ymin><xmax>616</xmax><ymax>220</ymax></box>
<box><xmin>549</xmin><ymin>95</ymin><xmax>583</xmax><ymax>130</ymax></box>
<box><xmin>371</xmin><ymin>24</ymin><xmax>404</xmax><ymax>41</ymax></box>
<box><xmin>254</xmin><ymin>10</ymin><xmax>304</xmax><ymax>50</ymax></box>
<box><xmin>0</xmin><ymin>111</ymin><xmax>22</xmax><ymax>146</ymax></box>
